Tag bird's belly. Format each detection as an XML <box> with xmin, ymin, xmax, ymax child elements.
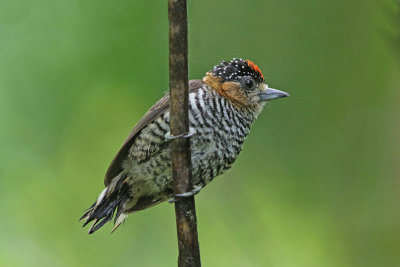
<box><xmin>124</xmin><ymin>129</ymin><xmax>243</xmax><ymax>198</ymax></box>
<box><xmin>190</xmin><ymin>130</ymin><xmax>243</xmax><ymax>186</ymax></box>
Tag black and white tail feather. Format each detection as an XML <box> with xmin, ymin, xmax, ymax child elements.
<box><xmin>80</xmin><ymin>173</ymin><xmax>130</xmax><ymax>234</ymax></box>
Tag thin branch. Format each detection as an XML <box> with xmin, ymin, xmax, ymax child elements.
<box><xmin>168</xmin><ymin>0</ymin><xmax>201</xmax><ymax>266</ymax></box>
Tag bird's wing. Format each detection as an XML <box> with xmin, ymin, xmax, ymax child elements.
<box><xmin>104</xmin><ymin>80</ymin><xmax>205</xmax><ymax>186</ymax></box>
<box><xmin>104</xmin><ymin>94</ymin><xmax>169</xmax><ymax>185</ymax></box>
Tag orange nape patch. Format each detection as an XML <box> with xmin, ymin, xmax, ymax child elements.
<box><xmin>246</xmin><ymin>60</ymin><xmax>264</xmax><ymax>80</ymax></box>
<box><xmin>203</xmin><ymin>73</ymin><xmax>249</xmax><ymax>107</ymax></box>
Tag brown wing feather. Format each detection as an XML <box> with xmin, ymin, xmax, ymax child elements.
<box><xmin>104</xmin><ymin>94</ymin><xmax>169</xmax><ymax>185</ymax></box>
<box><xmin>104</xmin><ymin>80</ymin><xmax>205</xmax><ymax>186</ymax></box>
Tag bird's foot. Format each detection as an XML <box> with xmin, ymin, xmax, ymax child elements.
<box><xmin>168</xmin><ymin>185</ymin><xmax>202</xmax><ymax>203</ymax></box>
<box><xmin>165</xmin><ymin>127</ymin><xmax>195</xmax><ymax>141</ymax></box>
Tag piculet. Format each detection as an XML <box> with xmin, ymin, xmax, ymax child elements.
<box><xmin>80</xmin><ymin>58</ymin><xmax>289</xmax><ymax>234</ymax></box>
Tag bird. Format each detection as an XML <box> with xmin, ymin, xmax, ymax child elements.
<box><xmin>80</xmin><ymin>58</ymin><xmax>289</xmax><ymax>234</ymax></box>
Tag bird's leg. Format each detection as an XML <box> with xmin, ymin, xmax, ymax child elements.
<box><xmin>168</xmin><ymin>185</ymin><xmax>203</xmax><ymax>203</ymax></box>
<box><xmin>166</xmin><ymin>126</ymin><xmax>198</xmax><ymax>204</ymax></box>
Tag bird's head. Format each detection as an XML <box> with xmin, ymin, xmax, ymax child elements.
<box><xmin>203</xmin><ymin>58</ymin><xmax>289</xmax><ymax>109</ymax></box>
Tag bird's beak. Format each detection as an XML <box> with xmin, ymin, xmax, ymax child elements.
<box><xmin>259</xmin><ymin>87</ymin><xmax>289</xmax><ymax>101</ymax></box>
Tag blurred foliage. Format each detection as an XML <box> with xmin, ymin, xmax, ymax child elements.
<box><xmin>0</xmin><ymin>0</ymin><xmax>399</xmax><ymax>266</ymax></box>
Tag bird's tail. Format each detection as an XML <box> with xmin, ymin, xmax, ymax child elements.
<box><xmin>80</xmin><ymin>172</ymin><xmax>130</xmax><ymax>234</ymax></box>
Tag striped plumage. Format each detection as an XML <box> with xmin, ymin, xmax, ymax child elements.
<box><xmin>81</xmin><ymin>58</ymin><xmax>289</xmax><ymax>233</ymax></box>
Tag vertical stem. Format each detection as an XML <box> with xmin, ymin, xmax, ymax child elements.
<box><xmin>168</xmin><ymin>0</ymin><xmax>201</xmax><ymax>266</ymax></box>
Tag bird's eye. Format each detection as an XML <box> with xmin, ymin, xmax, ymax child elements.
<box><xmin>241</xmin><ymin>77</ymin><xmax>255</xmax><ymax>90</ymax></box>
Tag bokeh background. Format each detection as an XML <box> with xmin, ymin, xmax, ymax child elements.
<box><xmin>0</xmin><ymin>0</ymin><xmax>399</xmax><ymax>266</ymax></box>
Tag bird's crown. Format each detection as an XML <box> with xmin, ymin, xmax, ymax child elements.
<box><xmin>211</xmin><ymin>58</ymin><xmax>264</xmax><ymax>84</ymax></box>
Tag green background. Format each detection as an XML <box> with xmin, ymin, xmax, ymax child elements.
<box><xmin>0</xmin><ymin>0</ymin><xmax>399</xmax><ymax>266</ymax></box>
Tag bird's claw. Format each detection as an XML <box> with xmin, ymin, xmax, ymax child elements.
<box><xmin>168</xmin><ymin>185</ymin><xmax>202</xmax><ymax>203</ymax></box>
<box><xmin>165</xmin><ymin>127</ymin><xmax>196</xmax><ymax>141</ymax></box>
